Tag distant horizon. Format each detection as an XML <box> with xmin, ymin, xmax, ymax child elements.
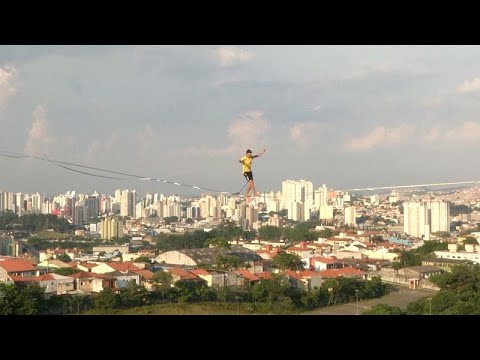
<box><xmin>1</xmin><ymin>177</ymin><xmax>479</xmax><ymax>200</ymax></box>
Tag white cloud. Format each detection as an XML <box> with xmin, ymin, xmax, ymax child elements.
<box><xmin>345</xmin><ymin>124</ymin><xmax>414</xmax><ymax>152</ymax></box>
<box><xmin>185</xmin><ymin>111</ymin><xmax>270</xmax><ymax>157</ymax></box>
<box><xmin>443</xmin><ymin>121</ymin><xmax>480</xmax><ymax>142</ymax></box>
<box><xmin>135</xmin><ymin>124</ymin><xmax>157</xmax><ymax>156</ymax></box>
<box><xmin>458</xmin><ymin>77</ymin><xmax>480</xmax><ymax>93</ymax></box>
<box><xmin>214</xmin><ymin>46</ymin><xmax>255</xmax><ymax>67</ymax></box>
<box><xmin>85</xmin><ymin>132</ymin><xmax>119</xmax><ymax>162</ymax></box>
<box><xmin>421</xmin><ymin>126</ymin><xmax>441</xmax><ymax>144</ymax></box>
<box><xmin>346</xmin><ymin>63</ymin><xmax>394</xmax><ymax>79</ymax></box>
<box><xmin>289</xmin><ymin>122</ymin><xmax>322</xmax><ymax>150</ymax></box>
<box><xmin>0</xmin><ymin>65</ymin><xmax>17</xmax><ymax>111</ymax></box>
<box><xmin>24</xmin><ymin>105</ymin><xmax>53</xmax><ymax>156</ymax></box>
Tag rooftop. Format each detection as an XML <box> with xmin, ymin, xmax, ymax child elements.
<box><xmin>164</xmin><ymin>245</ymin><xmax>262</xmax><ymax>264</ymax></box>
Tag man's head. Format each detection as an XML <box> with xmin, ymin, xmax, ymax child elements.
<box><xmin>246</xmin><ymin>149</ymin><xmax>252</xmax><ymax>157</ymax></box>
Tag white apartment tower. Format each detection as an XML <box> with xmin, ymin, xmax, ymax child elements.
<box><xmin>315</xmin><ymin>184</ymin><xmax>328</xmax><ymax>207</ymax></box>
<box><xmin>404</xmin><ymin>200</ymin><xmax>450</xmax><ymax>239</ymax></box>
<box><xmin>120</xmin><ymin>189</ymin><xmax>136</xmax><ymax>218</ymax></box>
<box><xmin>345</xmin><ymin>206</ymin><xmax>356</xmax><ymax>226</ymax></box>
<box><xmin>31</xmin><ymin>192</ymin><xmax>43</xmax><ymax>214</ymax></box>
<box><xmin>15</xmin><ymin>193</ymin><xmax>24</xmax><ymax>216</ymax></box>
<box><xmin>403</xmin><ymin>201</ymin><xmax>430</xmax><ymax>239</ymax></box>
<box><xmin>427</xmin><ymin>200</ymin><xmax>450</xmax><ymax>233</ymax></box>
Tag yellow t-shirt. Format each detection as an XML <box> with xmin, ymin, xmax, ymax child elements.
<box><xmin>240</xmin><ymin>155</ymin><xmax>253</xmax><ymax>173</ymax></box>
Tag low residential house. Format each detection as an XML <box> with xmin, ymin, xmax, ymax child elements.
<box><xmin>306</xmin><ymin>242</ymin><xmax>332</xmax><ymax>255</ymax></box>
<box><xmin>167</xmin><ymin>267</ymin><xmax>206</xmax><ymax>284</ymax></box>
<box><xmin>190</xmin><ymin>269</ymin><xmax>225</xmax><ymax>288</ymax></box>
<box><xmin>333</xmin><ymin>249</ymin><xmax>364</xmax><ymax>260</ymax></box>
<box><xmin>224</xmin><ymin>271</ymin><xmax>246</xmax><ymax>287</ymax></box>
<box><xmin>92</xmin><ymin>245</ymin><xmax>130</xmax><ymax>254</ymax></box>
<box><xmin>70</xmin><ymin>272</ymin><xmax>110</xmax><ymax>293</ymax></box>
<box><xmin>234</xmin><ymin>269</ymin><xmax>261</xmax><ymax>286</ymax></box>
<box><xmin>75</xmin><ymin>262</ymin><xmax>99</xmax><ymax>273</ymax></box>
<box><xmin>398</xmin><ymin>266</ymin><xmax>443</xmax><ymax>280</ymax></box>
<box><xmin>363</xmin><ymin>248</ymin><xmax>399</xmax><ymax>261</ymax></box>
<box><xmin>36</xmin><ymin>259</ymin><xmax>73</xmax><ymax>271</ymax></box>
<box><xmin>115</xmin><ymin>272</ymin><xmax>141</xmax><ymax>288</ymax></box>
<box><xmin>0</xmin><ymin>258</ymin><xmax>37</xmax><ymax>282</ymax></box>
<box><xmin>155</xmin><ymin>245</ymin><xmax>262</xmax><ymax>267</ymax></box>
<box><xmin>422</xmin><ymin>258</ymin><xmax>471</xmax><ymax>269</ymax></box>
<box><xmin>284</xmin><ymin>270</ymin><xmax>322</xmax><ymax>291</ymax></box>
<box><xmin>39</xmin><ymin>248</ymin><xmax>83</xmax><ymax>262</ymax></box>
<box><xmin>256</xmin><ymin>245</ymin><xmax>280</xmax><ymax>260</ymax></box>
<box><xmin>309</xmin><ymin>256</ymin><xmax>344</xmax><ymax>271</ymax></box>
<box><xmin>11</xmin><ymin>273</ymin><xmax>75</xmax><ymax>294</ymax></box>
<box><xmin>133</xmin><ymin>269</ymin><xmax>156</xmax><ymax>290</ymax></box>
<box><xmin>285</xmin><ymin>242</ymin><xmax>314</xmax><ymax>258</ymax></box>
<box><xmin>319</xmin><ymin>267</ymin><xmax>366</xmax><ymax>281</ymax></box>
<box><xmin>91</xmin><ymin>261</ymin><xmax>140</xmax><ymax>275</ymax></box>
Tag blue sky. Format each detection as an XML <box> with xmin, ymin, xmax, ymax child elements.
<box><xmin>1</xmin><ymin>45</ymin><xmax>480</xmax><ymax>196</ymax></box>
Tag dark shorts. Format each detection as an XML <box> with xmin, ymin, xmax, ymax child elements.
<box><xmin>243</xmin><ymin>171</ymin><xmax>253</xmax><ymax>181</ymax></box>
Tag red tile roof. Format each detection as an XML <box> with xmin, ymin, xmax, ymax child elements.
<box><xmin>284</xmin><ymin>270</ymin><xmax>321</xmax><ymax>279</ymax></box>
<box><xmin>11</xmin><ymin>274</ymin><xmax>56</xmax><ymax>282</ymax></box>
<box><xmin>256</xmin><ymin>272</ymin><xmax>272</xmax><ymax>279</ymax></box>
<box><xmin>133</xmin><ymin>269</ymin><xmax>155</xmax><ymax>280</ymax></box>
<box><xmin>190</xmin><ymin>269</ymin><xmax>210</xmax><ymax>276</ymax></box>
<box><xmin>234</xmin><ymin>269</ymin><xmax>260</xmax><ymax>282</ymax></box>
<box><xmin>70</xmin><ymin>272</ymin><xmax>106</xmax><ymax>279</ymax></box>
<box><xmin>107</xmin><ymin>262</ymin><xmax>140</xmax><ymax>272</ymax></box>
<box><xmin>286</xmin><ymin>246</ymin><xmax>312</xmax><ymax>252</ymax></box>
<box><xmin>168</xmin><ymin>267</ymin><xmax>199</xmax><ymax>280</ymax></box>
<box><xmin>319</xmin><ymin>267</ymin><xmax>365</xmax><ymax>278</ymax></box>
<box><xmin>0</xmin><ymin>259</ymin><xmax>36</xmax><ymax>273</ymax></box>
<box><xmin>312</xmin><ymin>256</ymin><xmax>337</xmax><ymax>264</ymax></box>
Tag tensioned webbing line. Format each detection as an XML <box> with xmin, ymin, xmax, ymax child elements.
<box><xmin>1</xmin><ymin>150</ymin><xmax>478</xmax><ymax>198</ymax></box>
<box><xmin>0</xmin><ymin>150</ymin><xmax>249</xmax><ymax>195</ymax></box>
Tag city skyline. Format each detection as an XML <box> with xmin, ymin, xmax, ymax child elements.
<box><xmin>2</xmin><ymin>46</ymin><xmax>480</xmax><ymax>195</ymax></box>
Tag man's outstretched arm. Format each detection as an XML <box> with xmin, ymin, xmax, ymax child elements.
<box><xmin>253</xmin><ymin>148</ymin><xmax>266</xmax><ymax>158</ymax></box>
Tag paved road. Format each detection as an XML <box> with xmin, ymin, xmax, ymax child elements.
<box><xmin>305</xmin><ymin>286</ymin><xmax>435</xmax><ymax>315</ymax></box>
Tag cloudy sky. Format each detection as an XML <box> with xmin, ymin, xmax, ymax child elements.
<box><xmin>2</xmin><ymin>45</ymin><xmax>480</xmax><ymax>196</ymax></box>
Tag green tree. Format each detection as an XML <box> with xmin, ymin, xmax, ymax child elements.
<box><xmin>174</xmin><ymin>280</ymin><xmax>207</xmax><ymax>303</ymax></box>
<box><xmin>54</xmin><ymin>267</ymin><xmax>81</xmax><ymax>276</ymax></box>
<box><xmin>94</xmin><ymin>288</ymin><xmax>120</xmax><ymax>310</ymax></box>
<box><xmin>251</xmin><ymin>274</ymin><xmax>292</xmax><ymax>304</ymax></box>
<box><xmin>0</xmin><ymin>283</ymin><xmax>20</xmax><ymax>315</ymax></box>
<box><xmin>258</xmin><ymin>225</ymin><xmax>283</xmax><ymax>241</ymax></box>
<box><xmin>464</xmin><ymin>236</ymin><xmax>478</xmax><ymax>245</ymax></box>
<box><xmin>57</xmin><ymin>253</ymin><xmax>72</xmax><ymax>262</ymax></box>
<box><xmin>278</xmin><ymin>209</ymin><xmax>288</xmax><ymax>217</ymax></box>
<box><xmin>153</xmin><ymin>270</ymin><xmax>173</xmax><ymax>297</ymax></box>
<box><xmin>164</xmin><ymin>216</ymin><xmax>179</xmax><ymax>225</ymax></box>
<box><xmin>215</xmin><ymin>254</ymin><xmax>245</xmax><ymax>271</ymax></box>
<box><xmin>364</xmin><ymin>304</ymin><xmax>405</xmax><ymax>315</ymax></box>
<box><xmin>450</xmin><ymin>204</ymin><xmax>472</xmax><ymax>217</ymax></box>
<box><xmin>432</xmin><ymin>231</ymin><xmax>450</xmax><ymax>239</ymax></box>
<box><xmin>370</xmin><ymin>235</ymin><xmax>385</xmax><ymax>243</ymax></box>
<box><xmin>272</xmin><ymin>250</ymin><xmax>304</xmax><ymax>270</ymax></box>
<box><xmin>317</xmin><ymin>229</ymin><xmax>334</xmax><ymax>239</ymax></box>
<box><xmin>119</xmin><ymin>281</ymin><xmax>149</xmax><ymax>307</ymax></box>
<box><xmin>134</xmin><ymin>256</ymin><xmax>152</xmax><ymax>263</ymax></box>
<box><xmin>16</xmin><ymin>283</ymin><xmax>47</xmax><ymax>315</ymax></box>
<box><xmin>207</xmin><ymin>237</ymin><xmax>231</xmax><ymax>249</ymax></box>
